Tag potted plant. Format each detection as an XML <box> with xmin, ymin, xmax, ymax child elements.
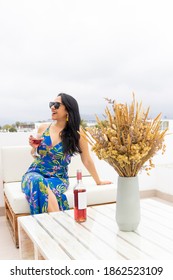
<box><xmin>81</xmin><ymin>94</ymin><xmax>167</xmax><ymax>231</ymax></box>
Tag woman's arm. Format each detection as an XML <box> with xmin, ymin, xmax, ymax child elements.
<box><xmin>79</xmin><ymin>130</ymin><xmax>111</xmax><ymax>185</ymax></box>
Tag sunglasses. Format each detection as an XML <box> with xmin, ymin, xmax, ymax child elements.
<box><xmin>49</xmin><ymin>102</ymin><xmax>62</xmax><ymax>109</ymax></box>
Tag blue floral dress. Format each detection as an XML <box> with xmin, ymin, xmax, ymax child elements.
<box><xmin>21</xmin><ymin>125</ymin><xmax>71</xmax><ymax>214</ymax></box>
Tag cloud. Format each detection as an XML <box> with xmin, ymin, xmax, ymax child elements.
<box><xmin>0</xmin><ymin>0</ymin><xmax>173</xmax><ymax>124</ymax></box>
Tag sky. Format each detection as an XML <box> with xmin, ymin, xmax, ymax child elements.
<box><xmin>0</xmin><ymin>0</ymin><xmax>173</xmax><ymax>125</ymax></box>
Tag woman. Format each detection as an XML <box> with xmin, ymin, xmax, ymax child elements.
<box><xmin>21</xmin><ymin>93</ymin><xmax>111</xmax><ymax>214</ymax></box>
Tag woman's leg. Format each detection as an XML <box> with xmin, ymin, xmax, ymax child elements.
<box><xmin>47</xmin><ymin>178</ymin><xmax>70</xmax><ymax>211</ymax></box>
<box><xmin>22</xmin><ymin>172</ymin><xmax>67</xmax><ymax>213</ymax></box>
<box><xmin>47</xmin><ymin>187</ymin><xmax>60</xmax><ymax>212</ymax></box>
<box><xmin>21</xmin><ymin>172</ymin><xmax>49</xmax><ymax>214</ymax></box>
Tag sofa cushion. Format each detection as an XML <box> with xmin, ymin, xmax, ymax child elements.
<box><xmin>1</xmin><ymin>146</ymin><xmax>33</xmax><ymax>183</ymax></box>
<box><xmin>4</xmin><ymin>182</ymin><xmax>30</xmax><ymax>214</ymax></box>
<box><xmin>1</xmin><ymin>145</ymin><xmax>90</xmax><ymax>183</ymax></box>
<box><xmin>4</xmin><ymin>178</ymin><xmax>116</xmax><ymax>214</ymax></box>
<box><xmin>67</xmin><ymin>177</ymin><xmax>116</xmax><ymax>209</ymax></box>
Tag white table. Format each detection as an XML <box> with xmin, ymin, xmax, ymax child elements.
<box><xmin>18</xmin><ymin>200</ymin><xmax>173</xmax><ymax>260</ymax></box>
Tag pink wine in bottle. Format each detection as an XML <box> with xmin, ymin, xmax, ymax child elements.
<box><xmin>73</xmin><ymin>170</ymin><xmax>87</xmax><ymax>222</ymax></box>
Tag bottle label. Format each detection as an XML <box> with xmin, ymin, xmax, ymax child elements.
<box><xmin>78</xmin><ymin>192</ymin><xmax>87</xmax><ymax>209</ymax></box>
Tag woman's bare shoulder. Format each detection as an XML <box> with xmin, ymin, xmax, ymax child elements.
<box><xmin>38</xmin><ymin>122</ymin><xmax>51</xmax><ymax>134</ymax></box>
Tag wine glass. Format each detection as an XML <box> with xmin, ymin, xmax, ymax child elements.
<box><xmin>31</xmin><ymin>133</ymin><xmax>43</xmax><ymax>157</ymax></box>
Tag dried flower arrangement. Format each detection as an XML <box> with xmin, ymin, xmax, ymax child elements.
<box><xmin>81</xmin><ymin>94</ymin><xmax>167</xmax><ymax>177</ymax></box>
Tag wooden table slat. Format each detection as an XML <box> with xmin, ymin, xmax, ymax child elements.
<box><xmin>51</xmin><ymin>211</ymin><xmax>125</xmax><ymax>260</ymax></box>
<box><xmin>18</xmin><ymin>215</ymin><xmax>71</xmax><ymax>260</ymax></box>
<box><xmin>34</xmin><ymin>213</ymin><xmax>98</xmax><ymax>260</ymax></box>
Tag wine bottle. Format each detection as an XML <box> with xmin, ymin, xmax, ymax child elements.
<box><xmin>73</xmin><ymin>169</ymin><xmax>87</xmax><ymax>222</ymax></box>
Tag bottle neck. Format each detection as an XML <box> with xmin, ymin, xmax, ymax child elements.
<box><xmin>77</xmin><ymin>170</ymin><xmax>82</xmax><ymax>182</ymax></box>
<box><xmin>74</xmin><ymin>169</ymin><xmax>85</xmax><ymax>190</ymax></box>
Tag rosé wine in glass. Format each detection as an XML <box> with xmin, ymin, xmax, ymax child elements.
<box><xmin>32</xmin><ymin>139</ymin><xmax>43</xmax><ymax>145</ymax></box>
<box><xmin>31</xmin><ymin>134</ymin><xmax>43</xmax><ymax>157</ymax></box>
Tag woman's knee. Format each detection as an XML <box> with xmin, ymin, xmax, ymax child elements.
<box><xmin>24</xmin><ymin>173</ymin><xmax>48</xmax><ymax>192</ymax></box>
<box><xmin>47</xmin><ymin>187</ymin><xmax>60</xmax><ymax>212</ymax></box>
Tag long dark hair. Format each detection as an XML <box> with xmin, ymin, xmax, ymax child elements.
<box><xmin>58</xmin><ymin>93</ymin><xmax>82</xmax><ymax>155</ymax></box>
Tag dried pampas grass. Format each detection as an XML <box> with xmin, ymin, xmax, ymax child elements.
<box><xmin>81</xmin><ymin>94</ymin><xmax>167</xmax><ymax>177</ymax></box>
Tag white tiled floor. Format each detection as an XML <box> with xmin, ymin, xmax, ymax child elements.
<box><xmin>0</xmin><ymin>216</ymin><xmax>20</xmax><ymax>260</ymax></box>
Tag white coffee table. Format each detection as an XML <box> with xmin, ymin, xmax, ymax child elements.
<box><xmin>18</xmin><ymin>200</ymin><xmax>173</xmax><ymax>260</ymax></box>
<box><xmin>18</xmin><ymin>203</ymin><xmax>124</xmax><ymax>260</ymax></box>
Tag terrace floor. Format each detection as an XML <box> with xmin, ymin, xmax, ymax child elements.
<box><xmin>0</xmin><ymin>197</ymin><xmax>173</xmax><ymax>260</ymax></box>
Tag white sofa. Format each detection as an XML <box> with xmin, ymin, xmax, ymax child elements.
<box><xmin>1</xmin><ymin>145</ymin><xmax>116</xmax><ymax>247</ymax></box>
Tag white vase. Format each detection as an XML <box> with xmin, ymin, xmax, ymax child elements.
<box><xmin>116</xmin><ymin>176</ymin><xmax>140</xmax><ymax>231</ymax></box>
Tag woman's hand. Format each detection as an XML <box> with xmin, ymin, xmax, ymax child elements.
<box><xmin>96</xmin><ymin>180</ymin><xmax>112</xmax><ymax>185</ymax></box>
<box><xmin>29</xmin><ymin>135</ymin><xmax>42</xmax><ymax>148</ymax></box>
